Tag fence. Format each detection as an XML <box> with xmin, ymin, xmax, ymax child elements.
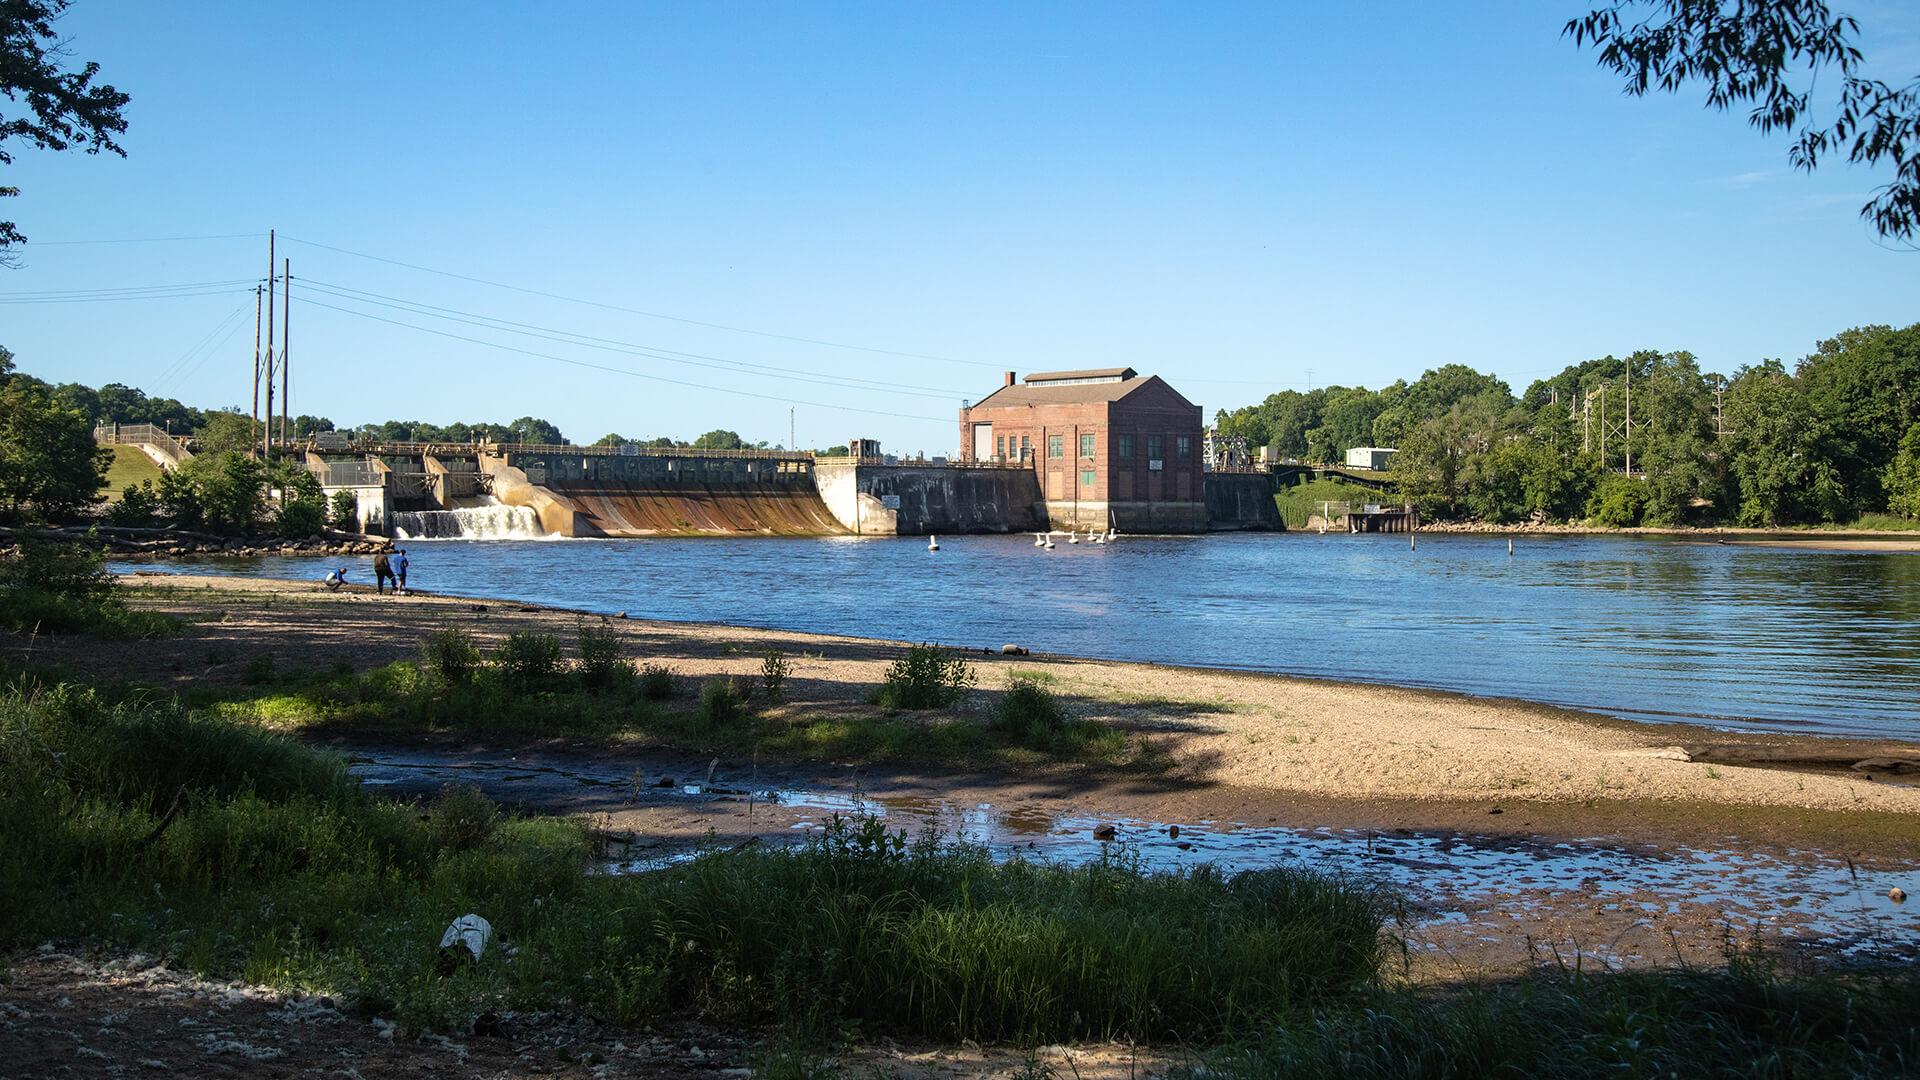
<box><xmin>305</xmin><ymin>457</ymin><xmax>386</xmax><ymax>487</ymax></box>
<box><xmin>93</xmin><ymin>423</ymin><xmax>193</xmax><ymax>467</ymax></box>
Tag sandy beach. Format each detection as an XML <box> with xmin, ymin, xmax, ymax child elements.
<box><xmin>29</xmin><ymin>573</ymin><xmax>1903</xmax><ymax>837</ymax></box>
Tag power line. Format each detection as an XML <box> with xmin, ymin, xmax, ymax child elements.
<box><xmin>0</xmin><ymin>286</ymin><xmax>253</xmax><ymax>305</ymax></box>
<box><xmin>293</xmin><ymin>294</ymin><xmax>953</xmax><ymax>425</ymax></box>
<box><xmin>23</xmin><ymin>232</ymin><xmax>265</xmax><ymax>246</ymax></box>
<box><xmin>295</xmin><ymin>276</ymin><xmax>969</xmax><ymax>400</ymax></box>
<box><xmin>154</xmin><ymin>304</ymin><xmax>250</xmax><ymax>388</ymax></box>
<box><xmin>0</xmin><ymin>277</ymin><xmax>256</xmax><ymax>298</ymax></box>
<box><xmin>279</xmin><ymin>233</ymin><xmax>996</xmax><ymax>368</ymax></box>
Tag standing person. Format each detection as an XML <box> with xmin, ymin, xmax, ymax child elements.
<box><xmin>372</xmin><ymin>551</ymin><xmax>394</xmax><ymax>595</ymax></box>
<box><xmin>394</xmin><ymin>549</ymin><xmax>410</xmax><ymax>594</ymax></box>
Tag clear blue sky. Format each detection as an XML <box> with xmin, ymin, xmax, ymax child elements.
<box><xmin>5</xmin><ymin>1</ymin><xmax>1918</xmax><ymax>452</ymax></box>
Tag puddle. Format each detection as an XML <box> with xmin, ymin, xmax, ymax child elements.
<box><xmin>347</xmin><ymin>752</ymin><xmax>1920</xmax><ymax>964</ymax></box>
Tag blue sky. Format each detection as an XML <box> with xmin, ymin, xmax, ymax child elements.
<box><xmin>4</xmin><ymin>1</ymin><xmax>1918</xmax><ymax>452</ymax></box>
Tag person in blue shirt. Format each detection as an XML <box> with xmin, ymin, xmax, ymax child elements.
<box><xmin>394</xmin><ymin>549</ymin><xmax>410</xmax><ymax>593</ymax></box>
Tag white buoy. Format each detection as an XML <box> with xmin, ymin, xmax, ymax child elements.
<box><xmin>928</xmin><ymin>535</ymin><xmax>939</xmax><ymax>551</ymax></box>
<box><xmin>1508</xmin><ymin>536</ymin><xmax>1513</xmax><ymax>556</ymax></box>
<box><xmin>1107</xmin><ymin>528</ymin><xmax>1117</xmax><ymax>541</ymax></box>
<box><xmin>1044</xmin><ymin>535</ymin><xmax>1055</xmax><ymax>549</ymax></box>
<box><xmin>1034</xmin><ymin>532</ymin><xmax>1045</xmax><ymax>547</ymax></box>
<box><xmin>1092</xmin><ymin>532</ymin><xmax>1104</xmax><ymax>545</ymax></box>
<box><xmin>1068</xmin><ymin>531</ymin><xmax>1079</xmax><ymax>544</ymax></box>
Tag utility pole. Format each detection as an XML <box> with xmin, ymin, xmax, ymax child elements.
<box><xmin>280</xmin><ymin>258</ymin><xmax>290</xmax><ymax>448</ymax></box>
<box><xmin>262</xmin><ymin>230</ymin><xmax>276</xmax><ymax>456</ymax></box>
<box><xmin>250</xmin><ymin>285</ymin><xmax>263</xmax><ymax>454</ymax></box>
<box><xmin>789</xmin><ymin>407</ymin><xmax>795</xmax><ymax>453</ymax></box>
<box><xmin>1624</xmin><ymin>359</ymin><xmax>1633</xmax><ymax>475</ymax></box>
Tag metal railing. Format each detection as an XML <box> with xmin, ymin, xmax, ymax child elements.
<box><xmin>816</xmin><ymin>455</ymin><xmax>1029</xmax><ymax>469</ymax></box>
<box><xmin>306</xmin><ymin>457</ymin><xmax>386</xmax><ymax>487</ymax></box>
<box><xmin>94</xmin><ymin>423</ymin><xmax>193</xmax><ymax>466</ymax></box>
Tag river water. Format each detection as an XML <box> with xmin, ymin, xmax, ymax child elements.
<box><xmin>124</xmin><ymin>532</ymin><xmax>1920</xmax><ymax>739</ymax></box>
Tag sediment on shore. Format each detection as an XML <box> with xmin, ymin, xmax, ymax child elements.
<box><xmin>1</xmin><ymin>523</ymin><xmax>389</xmax><ymax>559</ymax></box>
<box><xmin>35</xmin><ymin>572</ymin><xmax>1908</xmax><ymax>833</ymax></box>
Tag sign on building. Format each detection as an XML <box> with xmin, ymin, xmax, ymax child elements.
<box><xmin>880</xmin><ymin>494</ymin><xmax>902</xmax><ymax>510</ymax></box>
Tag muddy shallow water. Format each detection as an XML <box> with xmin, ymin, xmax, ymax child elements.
<box><xmin>349</xmin><ymin>749</ymin><xmax>1920</xmax><ymax>972</ymax></box>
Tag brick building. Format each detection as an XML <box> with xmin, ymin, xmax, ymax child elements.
<box><xmin>957</xmin><ymin>367</ymin><xmax>1206</xmax><ymax>531</ymax></box>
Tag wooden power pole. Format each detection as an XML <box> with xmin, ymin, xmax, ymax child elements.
<box><xmin>280</xmin><ymin>257</ymin><xmax>290</xmax><ymax>448</ymax></box>
<box><xmin>251</xmin><ymin>284</ymin><xmax>263</xmax><ymax>453</ymax></box>
<box><xmin>262</xmin><ymin>230</ymin><xmax>276</xmax><ymax>456</ymax></box>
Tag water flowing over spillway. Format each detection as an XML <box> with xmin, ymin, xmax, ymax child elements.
<box><xmin>391</xmin><ymin>500</ymin><xmax>547</xmax><ymax>540</ymax></box>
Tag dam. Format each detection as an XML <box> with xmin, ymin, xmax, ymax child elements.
<box><xmin>288</xmin><ymin>437</ymin><xmax>1279</xmax><ymax>539</ymax></box>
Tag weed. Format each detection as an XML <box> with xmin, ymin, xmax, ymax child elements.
<box><xmin>421</xmin><ymin>628</ymin><xmax>482</xmax><ymax>684</ymax></box>
<box><xmin>637</xmin><ymin>663</ymin><xmax>676</xmax><ymax>701</ymax></box>
<box><xmin>991</xmin><ymin>676</ymin><xmax>1066</xmax><ymax>739</ymax></box>
<box><xmin>699</xmin><ymin>676</ymin><xmax>747</xmax><ymax>726</ymax></box>
<box><xmin>427</xmin><ymin>783</ymin><xmax>501</xmax><ymax>853</ymax></box>
<box><xmin>874</xmin><ymin>644</ymin><xmax>975</xmax><ymax>710</ymax></box>
<box><xmin>576</xmin><ymin>624</ymin><xmax>631</xmax><ymax>690</ymax></box>
<box><xmin>761</xmin><ymin>650</ymin><xmax>791</xmax><ymax>703</ymax></box>
<box><xmin>494</xmin><ymin>632</ymin><xmax>561</xmax><ymax>687</ymax></box>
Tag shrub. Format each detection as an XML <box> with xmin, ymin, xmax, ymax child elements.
<box><xmin>421</xmin><ymin>628</ymin><xmax>482</xmax><ymax>684</ymax></box>
<box><xmin>699</xmin><ymin>676</ymin><xmax>746</xmax><ymax>725</ymax></box>
<box><xmin>277</xmin><ymin>497</ymin><xmax>326</xmax><ymax>538</ymax></box>
<box><xmin>108</xmin><ymin>480</ymin><xmax>159</xmax><ymax>526</ymax></box>
<box><xmin>991</xmin><ymin>676</ymin><xmax>1066</xmax><ymax>740</ymax></box>
<box><xmin>760</xmin><ymin>650</ymin><xmax>790</xmax><ymax>703</ymax></box>
<box><xmin>577</xmin><ymin>624</ymin><xmax>631</xmax><ymax>690</ymax></box>
<box><xmin>876</xmin><ymin>644</ymin><xmax>975</xmax><ymax>709</ymax></box>
<box><xmin>637</xmin><ymin>663</ymin><xmax>676</xmax><ymax>701</ymax></box>
<box><xmin>495</xmin><ymin>631</ymin><xmax>561</xmax><ymax>687</ymax></box>
<box><xmin>1586</xmin><ymin>473</ymin><xmax>1648</xmax><ymax>527</ymax></box>
<box><xmin>328</xmin><ymin>489</ymin><xmax>360</xmax><ymax>531</ymax></box>
<box><xmin>0</xmin><ymin>541</ymin><xmax>175</xmax><ymax>638</ymax></box>
<box><xmin>427</xmin><ymin>783</ymin><xmax>500</xmax><ymax>852</ymax></box>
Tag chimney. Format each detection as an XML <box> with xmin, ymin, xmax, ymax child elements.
<box><xmin>1004</xmin><ymin>371</ymin><xmax>1016</xmax><ymax>387</ymax></box>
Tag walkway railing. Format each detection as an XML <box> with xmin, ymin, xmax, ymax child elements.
<box><xmin>93</xmin><ymin>423</ymin><xmax>193</xmax><ymax>467</ymax></box>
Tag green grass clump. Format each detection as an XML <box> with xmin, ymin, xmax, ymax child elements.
<box><xmin>874</xmin><ymin>644</ymin><xmax>975</xmax><ymax>710</ymax></box>
<box><xmin>577</xmin><ymin>624</ymin><xmax>632</xmax><ymax>689</ymax></box>
<box><xmin>637</xmin><ymin>662</ymin><xmax>677</xmax><ymax>701</ymax></box>
<box><xmin>0</xmin><ymin>541</ymin><xmax>177</xmax><ymax>639</ymax></box>
<box><xmin>422</xmin><ymin>628</ymin><xmax>483</xmax><ymax>684</ymax></box>
<box><xmin>0</xmin><ymin>680</ymin><xmax>1387</xmax><ymax>1044</ymax></box>
<box><xmin>494</xmin><ymin>631</ymin><xmax>562</xmax><ymax>687</ymax></box>
<box><xmin>699</xmin><ymin>675</ymin><xmax>748</xmax><ymax>726</ymax></box>
<box><xmin>1184</xmin><ymin>960</ymin><xmax>1920</xmax><ymax>1078</ymax></box>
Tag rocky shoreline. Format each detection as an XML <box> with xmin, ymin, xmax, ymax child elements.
<box><xmin>1</xmin><ymin>523</ymin><xmax>391</xmax><ymax>560</ymax></box>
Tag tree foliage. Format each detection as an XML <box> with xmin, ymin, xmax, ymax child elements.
<box><xmin>0</xmin><ymin>350</ymin><xmax>106</xmax><ymax>520</ymax></box>
<box><xmin>1568</xmin><ymin>0</ymin><xmax>1920</xmax><ymax>242</ymax></box>
<box><xmin>1</xmin><ymin>0</ymin><xmax>132</xmax><ymax>264</ymax></box>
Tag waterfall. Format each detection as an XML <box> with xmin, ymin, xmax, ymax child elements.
<box><xmin>391</xmin><ymin>499</ymin><xmax>548</xmax><ymax>540</ymax></box>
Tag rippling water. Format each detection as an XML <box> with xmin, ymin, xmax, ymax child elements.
<box><xmin>124</xmin><ymin>533</ymin><xmax>1920</xmax><ymax>738</ymax></box>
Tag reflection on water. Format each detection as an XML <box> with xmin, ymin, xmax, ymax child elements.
<box><xmin>122</xmin><ymin>532</ymin><xmax>1920</xmax><ymax>738</ymax></box>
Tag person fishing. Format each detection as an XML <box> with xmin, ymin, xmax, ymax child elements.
<box><xmin>372</xmin><ymin>550</ymin><xmax>395</xmax><ymax>595</ymax></box>
<box><xmin>394</xmin><ymin>549</ymin><xmax>410</xmax><ymax>593</ymax></box>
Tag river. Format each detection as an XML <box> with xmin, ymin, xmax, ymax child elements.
<box><xmin>122</xmin><ymin>532</ymin><xmax>1920</xmax><ymax>740</ymax></box>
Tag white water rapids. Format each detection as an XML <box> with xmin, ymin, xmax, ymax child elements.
<box><xmin>391</xmin><ymin>499</ymin><xmax>548</xmax><ymax>540</ymax></box>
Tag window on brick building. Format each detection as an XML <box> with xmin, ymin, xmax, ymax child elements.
<box><xmin>1080</xmin><ymin>469</ymin><xmax>1096</xmax><ymax>487</ymax></box>
<box><xmin>1047</xmin><ymin>435</ymin><xmax>1064</xmax><ymax>458</ymax></box>
<box><xmin>996</xmin><ymin>435</ymin><xmax>1004</xmax><ymax>460</ymax></box>
<box><xmin>1117</xmin><ymin>433</ymin><xmax>1134</xmax><ymax>458</ymax></box>
<box><xmin>1147</xmin><ymin>434</ymin><xmax>1163</xmax><ymax>460</ymax></box>
<box><xmin>1021</xmin><ymin>436</ymin><xmax>1031</xmax><ymax>460</ymax></box>
<box><xmin>1079</xmin><ymin>433</ymin><xmax>1095</xmax><ymax>457</ymax></box>
<box><xmin>1176</xmin><ymin>435</ymin><xmax>1192</xmax><ymax>459</ymax></box>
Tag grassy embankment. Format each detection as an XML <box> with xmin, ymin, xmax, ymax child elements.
<box><xmin>1273</xmin><ymin>477</ymin><xmax>1389</xmax><ymax>530</ymax></box>
<box><xmin>0</xmin><ymin>542</ymin><xmax>177</xmax><ymax>639</ymax></box>
<box><xmin>3</xmin><ymin>671</ymin><xmax>1917</xmax><ymax>1073</ymax></box>
<box><xmin>100</xmin><ymin>444</ymin><xmax>163</xmax><ymax>503</ymax></box>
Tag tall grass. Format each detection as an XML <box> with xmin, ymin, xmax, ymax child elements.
<box><xmin>0</xmin><ymin>679</ymin><xmax>1387</xmax><ymax>1043</ymax></box>
<box><xmin>0</xmin><ymin>540</ymin><xmax>176</xmax><ymax>639</ymax></box>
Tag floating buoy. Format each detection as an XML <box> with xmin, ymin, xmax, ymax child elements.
<box><xmin>1034</xmin><ymin>532</ymin><xmax>1045</xmax><ymax>547</ymax></box>
<box><xmin>1068</xmin><ymin>531</ymin><xmax>1079</xmax><ymax>544</ymax></box>
<box><xmin>1508</xmin><ymin>537</ymin><xmax>1514</xmax><ymax>556</ymax></box>
<box><xmin>1044</xmin><ymin>535</ymin><xmax>1055</xmax><ymax>549</ymax></box>
<box><xmin>928</xmin><ymin>535</ymin><xmax>939</xmax><ymax>551</ymax></box>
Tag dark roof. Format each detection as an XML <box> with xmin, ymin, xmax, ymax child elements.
<box><xmin>1023</xmin><ymin>367</ymin><xmax>1137</xmax><ymax>384</ymax></box>
<box><xmin>969</xmin><ymin>371</ymin><xmax>1190</xmax><ymax>410</ymax></box>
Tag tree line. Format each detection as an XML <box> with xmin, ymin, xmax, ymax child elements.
<box><xmin>1214</xmin><ymin>322</ymin><xmax>1920</xmax><ymax>527</ymax></box>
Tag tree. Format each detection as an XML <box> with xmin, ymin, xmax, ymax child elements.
<box><xmin>1625</xmin><ymin>351</ymin><xmax>1722</xmax><ymax>525</ymax></box>
<box><xmin>1795</xmin><ymin>324</ymin><xmax>1920</xmax><ymax>515</ymax></box>
<box><xmin>1723</xmin><ymin>361</ymin><xmax>1846</xmax><ymax>525</ymax></box>
<box><xmin>172</xmin><ymin>451</ymin><xmax>264</xmax><ymax>532</ymax></box>
<box><xmin>193</xmin><ymin>410</ymin><xmax>257</xmax><ymax>453</ymax></box>
<box><xmin>1</xmin><ymin>1</ymin><xmax>132</xmax><ymax>265</ymax></box>
<box><xmin>504</xmin><ymin>416</ymin><xmax>564</xmax><ymax>445</ymax></box>
<box><xmin>1886</xmin><ymin>423</ymin><xmax>1920</xmax><ymax>519</ymax></box>
<box><xmin>328</xmin><ymin>489</ymin><xmax>359</xmax><ymax>531</ymax></box>
<box><xmin>692</xmin><ymin>429</ymin><xmax>745</xmax><ymax>450</ymax></box>
<box><xmin>0</xmin><ymin>374</ymin><xmax>106</xmax><ymax>520</ymax></box>
<box><xmin>1569</xmin><ymin>1</ymin><xmax>1920</xmax><ymax>242</ymax></box>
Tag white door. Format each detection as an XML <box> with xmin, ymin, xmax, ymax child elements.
<box><xmin>971</xmin><ymin>423</ymin><xmax>994</xmax><ymax>460</ymax></box>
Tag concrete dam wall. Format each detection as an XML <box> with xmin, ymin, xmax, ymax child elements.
<box><xmin>1204</xmin><ymin>472</ymin><xmax>1283</xmax><ymax>531</ymax></box>
<box><xmin>815</xmin><ymin>463</ymin><xmax>1044</xmax><ymax>536</ymax></box>
<box><xmin>486</xmin><ymin>449</ymin><xmax>846</xmax><ymax>537</ymax></box>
